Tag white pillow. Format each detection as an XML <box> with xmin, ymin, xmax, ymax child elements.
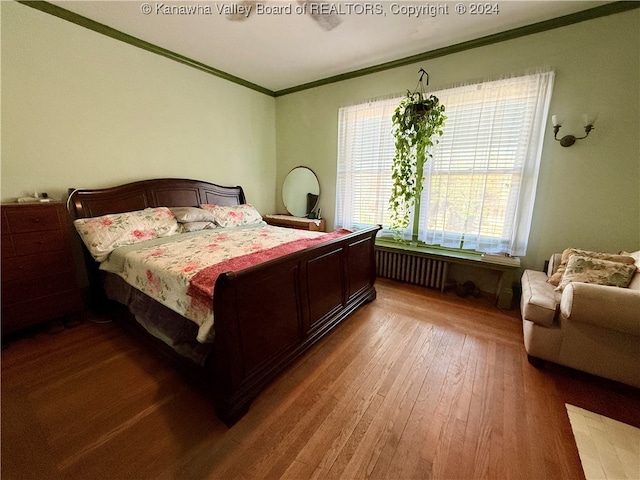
<box><xmin>74</xmin><ymin>207</ymin><xmax>179</xmax><ymax>261</ymax></box>
<box><xmin>180</xmin><ymin>221</ymin><xmax>217</xmax><ymax>232</ymax></box>
<box><xmin>169</xmin><ymin>206</ymin><xmax>217</xmax><ymax>224</ymax></box>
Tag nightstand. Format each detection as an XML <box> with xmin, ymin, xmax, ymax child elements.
<box><xmin>1</xmin><ymin>202</ymin><xmax>83</xmax><ymax>336</ymax></box>
<box><xmin>264</xmin><ymin>214</ymin><xmax>326</xmax><ymax>232</ymax></box>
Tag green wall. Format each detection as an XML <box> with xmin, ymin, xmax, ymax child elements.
<box><xmin>275</xmin><ymin>9</ymin><xmax>640</xmax><ymax>271</ymax></box>
<box><xmin>3</xmin><ymin>2</ymin><xmax>638</xmax><ymax>276</ymax></box>
<box><xmin>1</xmin><ymin>1</ymin><xmax>277</xmax><ymax>212</ymax></box>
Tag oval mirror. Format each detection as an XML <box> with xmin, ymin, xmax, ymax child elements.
<box><xmin>282</xmin><ymin>166</ymin><xmax>320</xmax><ymax>218</ymax></box>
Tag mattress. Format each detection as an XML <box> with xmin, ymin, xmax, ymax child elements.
<box><xmin>99</xmin><ymin>225</ymin><xmax>328</xmax><ymax>343</ymax></box>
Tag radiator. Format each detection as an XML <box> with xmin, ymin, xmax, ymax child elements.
<box><xmin>375</xmin><ymin>248</ymin><xmax>448</xmax><ymax>291</ymax></box>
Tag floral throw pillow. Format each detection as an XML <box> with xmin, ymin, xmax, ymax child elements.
<box><xmin>74</xmin><ymin>207</ymin><xmax>179</xmax><ymax>261</ymax></box>
<box><xmin>555</xmin><ymin>254</ymin><xmax>638</xmax><ymax>292</ymax></box>
<box><xmin>200</xmin><ymin>204</ymin><xmax>263</xmax><ymax>228</ymax></box>
<box><xmin>547</xmin><ymin>248</ymin><xmax>636</xmax><ymax>286</ymax></box>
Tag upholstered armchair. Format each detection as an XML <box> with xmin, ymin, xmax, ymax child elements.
<box><xmin>520</xmin><ymin>249</ymin><xmax>640</xmax><ymax>388</ymax></box>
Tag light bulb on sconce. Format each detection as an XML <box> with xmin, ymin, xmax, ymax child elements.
<box><xmin>552</xmin><ymin>113</ymin><xmax>597</xmax><ymax>147</ymax></box>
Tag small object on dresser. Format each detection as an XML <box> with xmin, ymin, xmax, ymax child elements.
<box><xmin>17</xmin><ymin>196</ymin><xmax>40</xmax><ymax>203</ymax></box>
<box><xmin>17</xmin><ymin>192</ymin><xmax>55</xmax><ymax>203</ymax></box>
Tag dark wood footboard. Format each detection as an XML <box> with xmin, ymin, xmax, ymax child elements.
<box><xmin>211</xmin><ymin>225</ymin><xmax>380</xmax><ymax>425</ymax></box>
<box><xmin>68</xmin><ymin>178</ymin><xmax>380</xmax><ymax>426</ymax></box>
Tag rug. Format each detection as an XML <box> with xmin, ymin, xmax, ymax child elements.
<box><xmin>566</xmin><ymin>404</ymin><xmax>640</xmax><ymax>480</ymax></box>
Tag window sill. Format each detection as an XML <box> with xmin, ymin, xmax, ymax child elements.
<box><xmin>375</xmin><ymin>238</ymin><xmax>520</xmax><ymax>268</ymax></box>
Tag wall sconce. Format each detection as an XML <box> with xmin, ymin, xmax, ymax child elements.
<box><xmin>552</xmin><ymin>114</ymin><xmax>597</xmax><ymax>147</ymax></box>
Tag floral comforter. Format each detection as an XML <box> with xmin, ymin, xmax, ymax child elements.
<box><xmin>100</xmin><ymin>225</ymin><xmax>334</xmax><ymax>343</ymax></box>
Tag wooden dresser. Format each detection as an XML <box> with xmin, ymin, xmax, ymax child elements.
<box><xmin>1</xmin><ymin>202</ymin><xmax>83</xmax><ymax>336</ymax></box>
<box><xmin>264</xmin><ymin>214</ymin><xmax>326</xmax><ymax>232</ymax></box>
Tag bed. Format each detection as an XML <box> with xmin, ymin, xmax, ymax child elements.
<box><xmin>68</xmin><ymin>178</ymin><xmax>380</xmax><ymax>426</ymax></box>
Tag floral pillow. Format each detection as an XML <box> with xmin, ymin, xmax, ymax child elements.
<box><xmin>200</xmin><ymin>203</ymin><xmax>263</xmax><ymax>228</ymax></box>
<box><xmin>547</xmin><ymin>248</ymin><xmax>636</xmax><ymax>286</ymax></box>
<box><xmin>555</xmin><ymin>254</ymin><xmax>638</xmax><ymax>292</ymax></box>
<box><xmin>74</xmin><ymin>207</ymin><xmax>179</xmax><ymax>261</ymax></box>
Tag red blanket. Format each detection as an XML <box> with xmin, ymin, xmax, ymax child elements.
<box><xmin>186</xmin><ymin>229</ymin><xmax>351</xmax><ymax>307</ymax></box>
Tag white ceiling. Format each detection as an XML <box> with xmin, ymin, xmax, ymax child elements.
<box><xmin>50</xmin><ymin>1</ymin><xmax>614</xmax><ymax>93</ymax></box>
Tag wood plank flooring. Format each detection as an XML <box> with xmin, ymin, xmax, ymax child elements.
<box><xmin>2</xmin><ymin>278</ymin><xmax>639</xmax><ymax>479</ymax></box>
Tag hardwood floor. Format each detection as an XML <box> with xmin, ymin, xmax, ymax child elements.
<box><xmin>2</xmin><ymin>278</ymin><xmax>639</xmax><ymax>480</ymax></box>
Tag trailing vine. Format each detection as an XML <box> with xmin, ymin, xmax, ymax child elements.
<box><xmin>389</xmin><ymin>90</ymin><xmax>446</xmax><ymax>241</ymax></box>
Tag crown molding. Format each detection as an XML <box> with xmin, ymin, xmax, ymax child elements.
<box><xmin>16</xmin><ymin>1</ymin><xmax>639</xmax><ymax>98</ymax></box>
<box><xmin>274</xmin><ymin>1</ymin><xmax>640</xmax><ymax>96</ymax></box>
<box><xmin>16</xmin><ymin>0</ymin><xmax>276</xmax><ymax>96</ymax></box>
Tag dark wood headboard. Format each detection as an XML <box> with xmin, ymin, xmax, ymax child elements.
<box><xmin>68</xmin><ymin>178</ymin><xmax>246</xmax><ymax>219</ymax></box>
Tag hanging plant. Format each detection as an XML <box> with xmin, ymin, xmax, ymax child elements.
<box><xmin>389</xmin><ymin>70</ymin><xmax>446</xmax><ymax>241</ymax></box>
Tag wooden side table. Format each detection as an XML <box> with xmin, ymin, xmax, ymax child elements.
<box><xmin>264</xmin><ymin>214</ymin><xmax>326</xmax><ymax>232</ymax></box>
<box><xmin>1</xmin><ymin>202</ymin><xmax>83</xmax><ymax>336</ymax></box>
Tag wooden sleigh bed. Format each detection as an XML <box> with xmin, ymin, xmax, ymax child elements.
<box><xmin>68</xmin><ymin>178</ymin><xmax>380</xmax><ymax>426</ymax></box>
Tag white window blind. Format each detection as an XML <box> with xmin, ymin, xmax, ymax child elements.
<box><xmin>335</xmin><ymin>70</ymin><xmax>554</xmax><ymax>256</ymax></box>
<box><xmin>335</xmin><ymin>98</ymin><xmax>397</xmax><ymax>231</ymax></box>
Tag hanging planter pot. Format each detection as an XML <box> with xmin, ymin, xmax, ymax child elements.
<box><xmin>405</xmin><ymin>99</ymin><xmax>433</xmax><ymax>117</ymax></box>
<box><xmin>389</xmin><ymin>69</ymin><xmax>446</xmax><ymax>241</ymax></box>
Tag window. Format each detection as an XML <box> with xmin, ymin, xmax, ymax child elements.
<box><xmin>335</xmin><ymin>70</ymin><xmax>555</xmax><ymax>256</ymax></box>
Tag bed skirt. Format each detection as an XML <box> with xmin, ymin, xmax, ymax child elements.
<box><xmin>104</xmin><ymin>273</ymin><xmax>214</xmax><ymax>366</ymax></box>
